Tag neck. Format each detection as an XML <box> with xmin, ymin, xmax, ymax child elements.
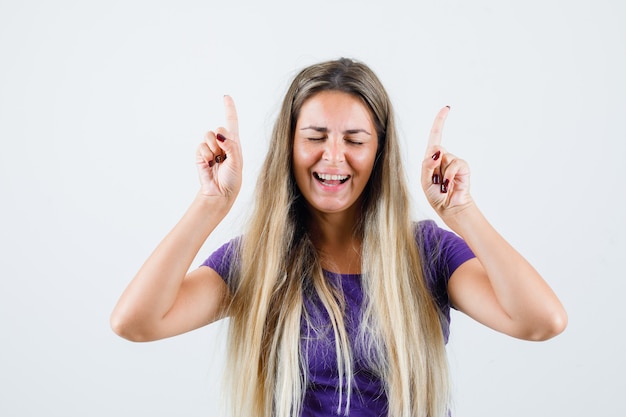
<box><xmin>307</xmin><ymin>209</ymin><xmax>363</xmax><ymax>274</ymax></box>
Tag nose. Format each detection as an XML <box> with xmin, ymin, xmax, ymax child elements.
<box><xmin>322</xmin><ymin>138</ymin><xmax>345</xmax><ymax>163</ymax></box>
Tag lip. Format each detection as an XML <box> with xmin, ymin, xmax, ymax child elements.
<box><xmin>313</xmin><ymin>171</ymin><xmax>351</xmax><ymax>189</ymax></box>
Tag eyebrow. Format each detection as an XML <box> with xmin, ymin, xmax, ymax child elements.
<box><xmin>300</xmin><ymin>126</ymin><xmax>372</xmax><ymax>135</ymax></box>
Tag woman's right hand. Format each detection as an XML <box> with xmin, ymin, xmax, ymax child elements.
<box><xmin>196</xmin><ymin>95</ymin><xmax>243</xmax><ymax>199</ymax></box>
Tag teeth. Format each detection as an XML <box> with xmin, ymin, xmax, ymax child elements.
<box><xmin>317</xmin><ymin>173</ymin><xmax>348</xmax><ymax>181</ymax></box>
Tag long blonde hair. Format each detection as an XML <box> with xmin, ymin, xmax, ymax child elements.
<box><xmin>224</xmin><ymin>58</ymin><xmax>450</xmax><ymax>417</ymax></box>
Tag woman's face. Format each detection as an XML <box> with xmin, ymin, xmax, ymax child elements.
<box><xmin>293</xmin><ymin>90</ymin><xmax>378</xmax><ymax>219</ymax></box>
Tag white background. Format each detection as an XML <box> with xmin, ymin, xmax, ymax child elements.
<box><xmin>1</xmin><ymin>0</ymin><xmax>624</xmax><ymax>416</ymax></box>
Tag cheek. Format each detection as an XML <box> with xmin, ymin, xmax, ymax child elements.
<box><xmin>293</xmin><ymin>143</ymin><xmax>321</xmax><ymax>170</ymax></box>
<box><xmin>292</xmin><ymin>147</ymin><xmax>314</xmax><ymax>186</ymax></box>
<box><xmin>292</xmin><ymin>147</ymin><xmax>308</xmax><ymax>173</ymax></box>
<box><xmin>351</xmin><ymin>151</ymin><xmax>378</xmax><ymax>176</ymax></box>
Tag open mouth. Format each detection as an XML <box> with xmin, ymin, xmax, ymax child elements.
<box><xmin>314</xmin><ymin>172</ymin><xmax>350</xmax><ymax>186</ymax></box>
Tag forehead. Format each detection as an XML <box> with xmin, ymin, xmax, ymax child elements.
<box><xmin>296</xmin><ymin>91</ymin><xmax>375</xmax><ymax>129</ymax></box>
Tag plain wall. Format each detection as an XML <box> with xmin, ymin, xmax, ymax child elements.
<box><xmin>1</xmin><ymin>0</ymin><xmax>624</xmax><ymax>415</ymax></box>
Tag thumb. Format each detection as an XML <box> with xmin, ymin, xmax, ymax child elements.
<box><xmin>213</xmin><ymin>129</ymin><xmax>242</xmax><ymax>168</ymax></box>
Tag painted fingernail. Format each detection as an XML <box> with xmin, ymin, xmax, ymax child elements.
<box><xmin>432</xmin><ymin>173</ymin><xmax>440</xmax><ymax>184</ymax></box>
<box><xmin>216</xmin><ymin>133</ymin><xmax>227</xmax><ymax>142</ymax></box>
<box><xmin>208</xmin><ymin>160</ymin><xmax>215</xmax><ymax>168</ymax></box>
<box><xmin>441</xmin><ymin>179</ymin><xmax>449</xmax><ymax>193</ymax></box>
<box><xmin>432</xmin><ymin>151</ymin><xmax>441</xmax><ymax>161</ymax></box>
<box><xmin>214</xmin><ymin>155</ymin><xmax>223</xmax><ymax>164</ymax></box>
<box><xmin>446</xmin><ymin>105</ymin><xmax>451</xmax><ymax>109</ymax></box>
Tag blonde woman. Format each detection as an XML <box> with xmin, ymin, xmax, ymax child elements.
<box><xmin>111</xmin><ymin>58</ymin><xmax>567</xmax><ymax>417</ymax></box>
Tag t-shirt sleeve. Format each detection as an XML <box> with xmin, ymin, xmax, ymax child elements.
<box><xmin>200</xmin><ymin>237</ymin><xmax>240</xmax><ymax>283</ymax></box>
<box><xmin>416</xmin><ymin>220</ymin><xmax>476</xmax><ymax>340</ymax></box>
<box><xmin>416</xmin><ymin>219</ymin><xmax>475</xmax><ymax>286</ymax></box>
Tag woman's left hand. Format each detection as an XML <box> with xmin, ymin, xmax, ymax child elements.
<box><xmin>422</xmin><ymin>107</ymin><xmax>568</xmax><ymax>341</ymax></box>
<box><xmin>421</xmin><ymin>106</ymin><xmax>474</xmax><ymax>218</ymax></box>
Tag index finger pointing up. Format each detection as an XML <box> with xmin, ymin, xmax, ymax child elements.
<box><xmin>425</xmin><ymin>105</ymin><xmax>450</xmax><ymax>156</ymax></box>
<box><xmin>223</xmin><ymin>95</ymin><xmax>239</xmax><ymax>139</ymax></box>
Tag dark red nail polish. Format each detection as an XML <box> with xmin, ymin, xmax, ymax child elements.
<box><xmin>432</xmin><ymin>151</ymin><xmax>441</xmax><ymax>161</ymax></box>
<box><xmin>432</xmin><ymin>174</ymin><xmax>440</xmax><ymax>184</ymax></box>
<box><xmin>441</xmin><ymin>179</ymin><xmax>449</xmax><ymax>193</ymax></box>
<box><xmin>208</xmin><ymin>160</ymin><xmax>214</xmax><ymax>167</ymax></box>
<box><xmin>216</xmin><ymin>133</ymin><xmax>227</xmax><ymax>142</ymax></box>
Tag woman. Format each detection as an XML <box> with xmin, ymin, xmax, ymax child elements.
<box><xmin>111</xmin><ymin>58</ymin><xmax>567</xmax><ymax>417</ymax></box>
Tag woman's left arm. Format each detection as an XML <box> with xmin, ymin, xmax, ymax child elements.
<box><xmin>421</xmin><ymin>107</ymin><xmax>567</xmax><ymax>341</ymax></box>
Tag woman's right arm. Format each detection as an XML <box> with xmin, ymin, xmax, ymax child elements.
<box><xmin>110</xmin><ymin>96</ymin><xmax>242</xmax><ymax>342</ymax></box>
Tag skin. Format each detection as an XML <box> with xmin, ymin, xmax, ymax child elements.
<box><xmin>110</xmin><ymin>94</ymin><xmax>567</xmax><ymax>343</ymax></box>
<box><xmin>292</xmin><ymin>91</ymin><xmax>378</xmax><ymax>273</ymax></box>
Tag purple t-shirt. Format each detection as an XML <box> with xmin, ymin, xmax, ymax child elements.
<box><xmin>202</xmin><ymin>220</ymin><xmax>475</xmax><ymax>417</ymax></box>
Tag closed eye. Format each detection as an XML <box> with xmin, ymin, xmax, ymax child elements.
<box><xmin>345</xmin><ymin>138</ymin><xmax>364</xmax><ymax>145</ymax></box>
